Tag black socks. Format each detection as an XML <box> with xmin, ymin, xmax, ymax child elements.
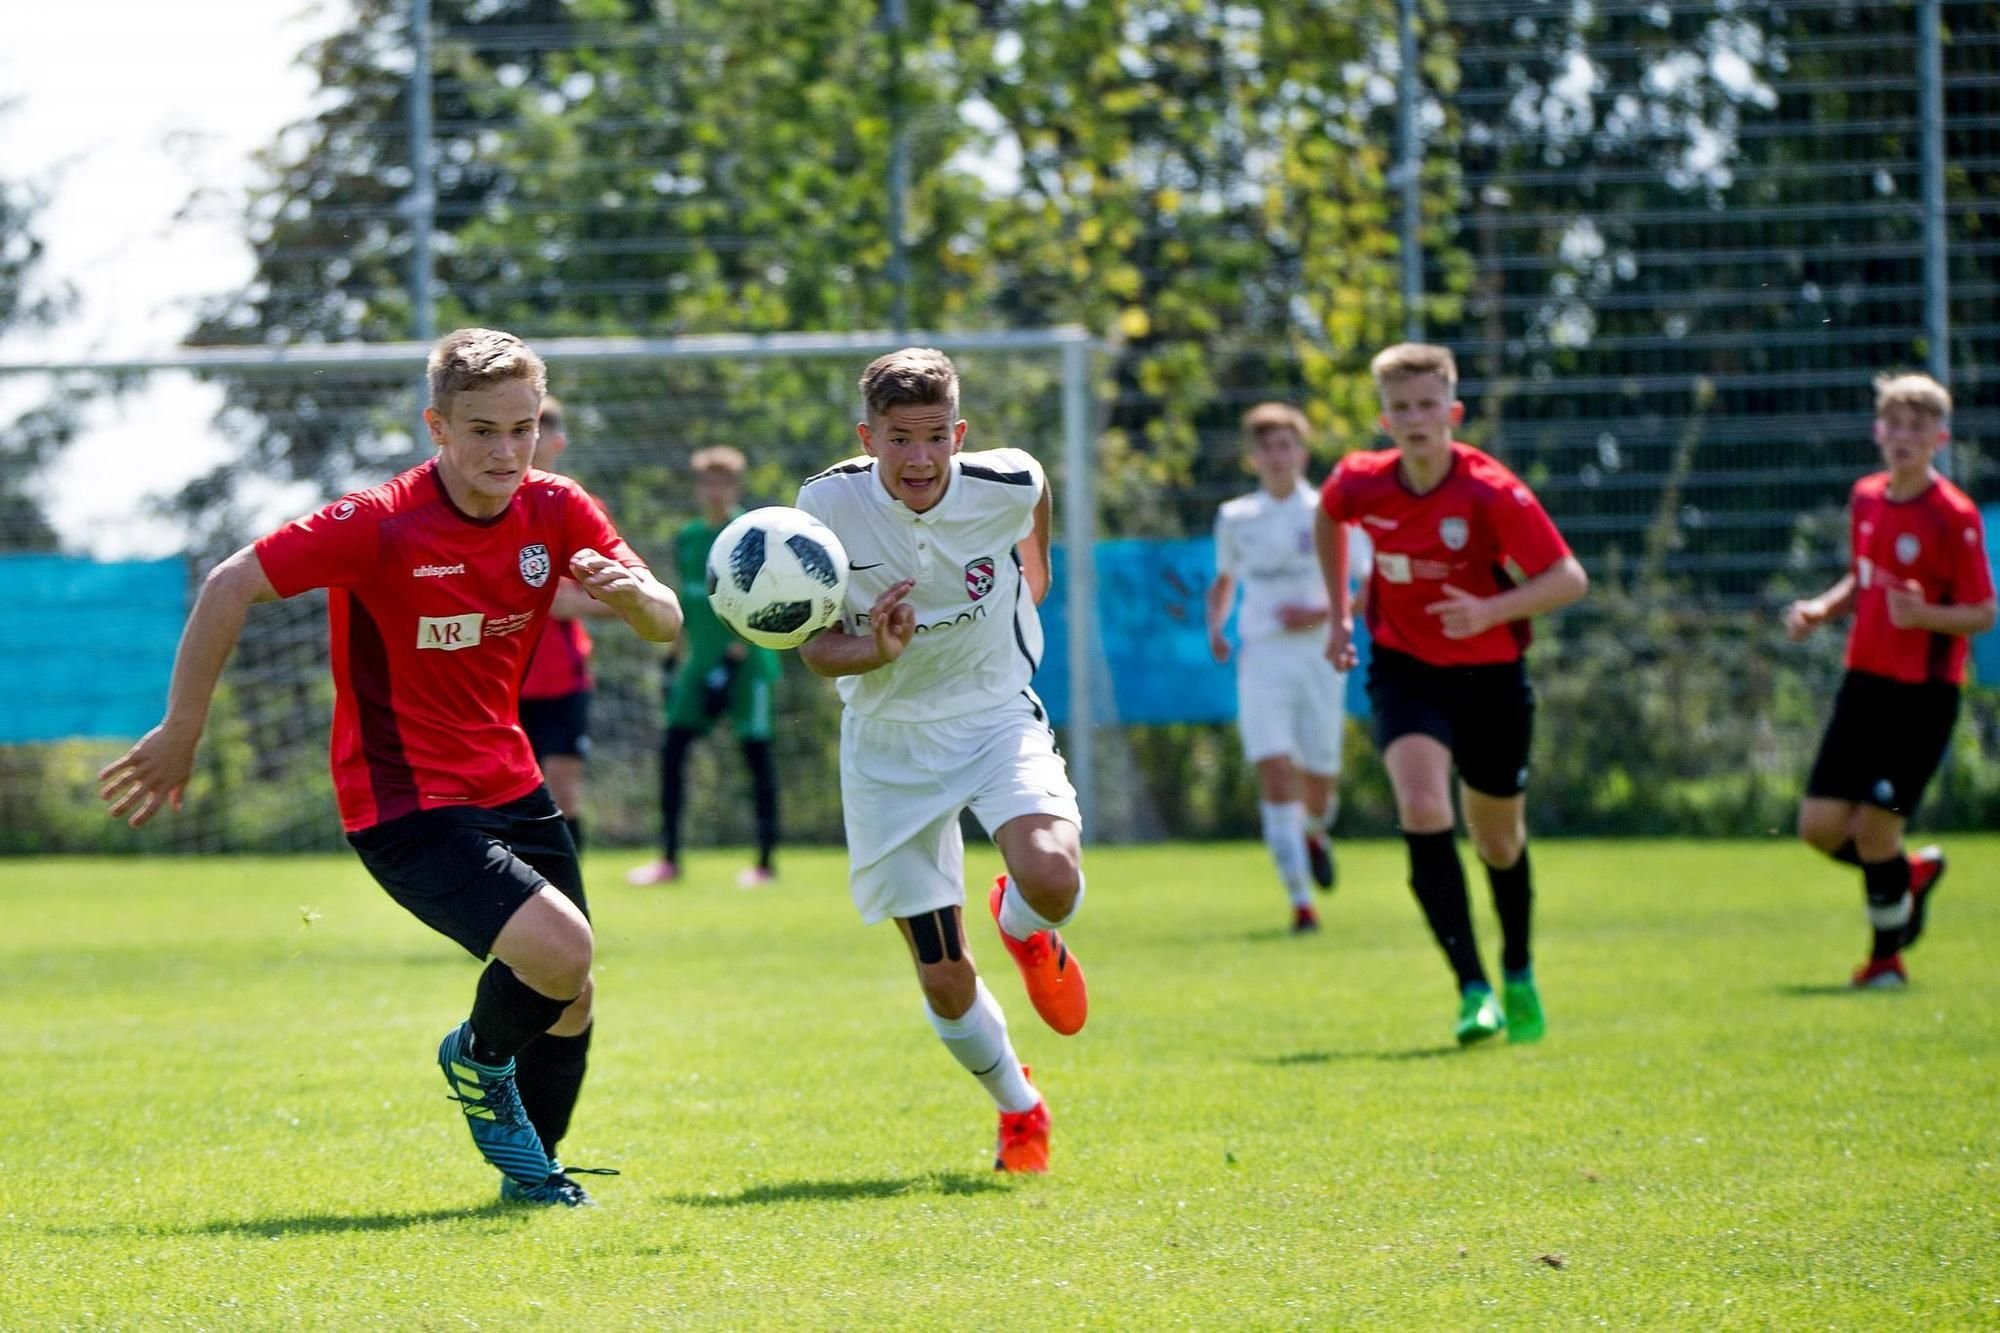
<box><xmin>1404</xmin><ymin>830</ymin><xmax>1486</xmax><ymax>989</ymax></box>
<box><xmin>469</xmin><ymin>960</ymin><xmax>576</xmax><ymax>1064</ymax></box>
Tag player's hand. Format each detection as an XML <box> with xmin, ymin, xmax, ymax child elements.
<box><xmin>1325</xmin><ymin>618</ymin><xmax>1357</xmax><ymax>672</ymax></box>
<box><xmin>1208</xmin><ymin>627</ymin><xmax>1231</xmax><ymax>665</ymax></box>
<box><xmin>1885</xmin><ymin>578</ymin><xmax>1927</xmax><ymax>630</ymax></box>
<box><xmin>96</xmin><ymin>721</ymin><xmax>200</xmax><ymax>828</ymax></box>
<box><xmin>569</xmin><ymin>548</ymin><xmax>643</xmax><ymax>608</ymax></box>
<box><xmin>1276</xmin><ymin>603</ymin><xmax>1325</xmax><ymax>632</ymax></box>
<box><xmin>1782</xmin><ymin>598</ymin><xmax>1821</xmax><ymax>642</ymax></box>
<box><xmin>1425</xmin><ymin>584</ymin><xmax>1497</xmax><ymax>640</ymax></box>
<box><xmin>870</xmin><ymin>579</ymin><xmax>919</xmax><ymax>665</ymax></box>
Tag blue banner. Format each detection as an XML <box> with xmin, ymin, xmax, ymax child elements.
<box><xmin>1979</xmin><ymin>505</ymin><xmax>2000</xmax><ymax>687</ymax></box>
<box><xmin>0</xmin><ymin>556</ymin><xmax>186</xmax><ymax>743</ymax></box>
<box><xmin>1037</xmin><ymin>539</ymin><xmax>1369</xmax><ymax>727</ymax></box>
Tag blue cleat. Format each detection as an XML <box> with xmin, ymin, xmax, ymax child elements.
<box><xmin>438</xmin><ymin>1021</ymin><xmax>552</xmax><ymax>1191</ymax></box>
<box><xmin>499</xmin><ymin>1161</ymin><xmax>617</xmax><ymax>1207</ymax></box>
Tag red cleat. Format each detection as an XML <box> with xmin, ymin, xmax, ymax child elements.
<box><xmin>1903</xmin><ymin>846</ymin><xmax>1946</xmax><ymax>949</ymax></box>
<box><xmin>989</xmin><ymin>876</ymin><xmax>1089</xmax><ymax>1036</ymax></box>
<box><xmin>995</xmin><ymin>1098</ymin><xmax>1050</xmax><ymax>1173</ymax></box>
<box><xmin>1291</xmin><ymin>904</ymin><xmax>1321</xmax><ymax>935</ymax></box>
<box><xmin>1851</xmin><ymin>955</ymin><xmax>1908</xmax><ymax>990</ymax></box>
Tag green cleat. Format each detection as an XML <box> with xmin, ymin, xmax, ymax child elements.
<box><xmin>1502</xmin><ymin>972</ymin><xmax>1546</xmax><ymax>1044</ymax></box>
<box><xmin>1455</xmin><ymin>985</ymin><xmax>1505</xmax><ymax>1046</ymax></box>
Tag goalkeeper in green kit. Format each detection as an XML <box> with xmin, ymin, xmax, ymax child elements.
<box><xmin>625</xmin><ymin>447</ymin><xmax>784</xmax><ymax>889</ymax></box>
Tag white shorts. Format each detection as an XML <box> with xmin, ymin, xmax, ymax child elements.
<box><xmin>839</xmin><ymin>693</ymin><xmax>1082</xmax><ymax>925</ymax></box>
<box><xmin>1236</xmin><ymin>634</ymin><xmax>1348</xmax><ymax>774</ymax></box>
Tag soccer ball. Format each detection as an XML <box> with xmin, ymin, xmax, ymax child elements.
<box><xmin>706</xmin><ymin>506</ymin><xmax>850</xmax><ymax>649</ymax></box>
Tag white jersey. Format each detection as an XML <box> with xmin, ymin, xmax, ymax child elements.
<box><xmin>1214</xmin><ymin>480</ymin><xmax>1373</xmax><ymax>643</ymax></box>
<box><xmin>796</xmin><ymin>448</ymin><xmax>1045</xmax><ymax>723</ymax></box>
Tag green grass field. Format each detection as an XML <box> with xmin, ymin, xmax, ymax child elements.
<box><xmin>4</xmin><ymin>838</ymin><xmax>1996</xmax><ymax>1327</ymax></box>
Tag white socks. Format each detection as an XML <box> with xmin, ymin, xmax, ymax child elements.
<box><xmin>998</xmin><ymin>874</ymin><xmax>1082</xmax><ymax>940</ymax></box>
<box><xmin>927</xmin><ymin>980</ymin><xmax>1040</xmax><ymax>1113</ymax></box>
<box><xmin>1259</xmin><ymin>800</ymin><xmax>1313</xmax><ymax>907</ymax></box>
<box><xmin>1314</xmin><ymin>792</ymin><xmax>1340</xmax><ymax>835</ymax></box>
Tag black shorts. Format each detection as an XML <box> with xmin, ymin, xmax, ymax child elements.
<box><xmin>1367</xmin><ymin>646</ymin><xmax>1536</xmax><ymax>797</ymax></box>
<box><xmin>1805</xmin><ymin>670</ymin><xmax>1960</xmax><ymax>817</ymax></box>
<box><xmin>520</xmin><ymin>690</ymin><xmax>591</xmax><ymax>761</ymax></box>
<box><xmin>347</xmin><ymin>787</ymin><xmax>588</xmax><ymax>959</ymax></box>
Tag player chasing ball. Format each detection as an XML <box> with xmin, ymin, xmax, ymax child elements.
<box><xmin>790</xmin><ymin>347</ymin><xmax>1087</xmax><ymax>1173</ymax></box>
<box><xmin>1207</xmin><ymin>402</ymin><xmax>1372</xmax><ymax>934</ymax></box>
<box><xmin>1317</xmin><ymin>343</ymin><xmax>1588</xmax><ymax>1046</ymax></box>
<box><xmin>98</xmin><ymin>328</ymin><xmax>682</xmax><ymax>1207</ymax></box>
<box><xmin>1784</xmin><ymin>373</ymin><xmax>1994</xmax><ymax>989</ymax></box>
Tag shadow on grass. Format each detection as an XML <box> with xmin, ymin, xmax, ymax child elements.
<box><xmin>1777</xmin><ymin>982</ymin><xmax>1883</xmax><ymax>997</ymax></box>
<box><xmin>1260</xmin><ymin>1045</ymin><xmax>1464</xmax><ymax>1065</ymax></box>
<box><xmin>190</xmin><ymin>1202</ymin><xmax>523</xmax><ymax>1237</ymax></box>
<box><xmin>666</xmin><ymin>1170</ymin><xmax>1003</xmax><ymax>1208</ymax></box>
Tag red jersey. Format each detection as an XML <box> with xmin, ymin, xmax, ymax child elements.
<box><xmin>1844</xmin><ymin>471</ymin><xmax>1994</xmax><ymax>686</ymax></box>
<box><xmin>1320</xmin><ymin>441</ymin><xmax>1571</xmax><ymax>666</ymax></box>
<box><xmin>254</xmin><ymin>459</ymin><xmax>642</xmax><ymax>831</ymax></box>
<box><xmin>520</xmin><ymin>597</ymin><xmax>593</xmax><ymax>699</ymax></box>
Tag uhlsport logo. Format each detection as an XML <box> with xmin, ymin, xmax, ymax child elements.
<box><xmin>965</xmin><ymin>556</ymin><xmax>996</xmax><ymax>600</ymax></box>
<box><xmin>412</xmin><ymin>562</ymin><xmax>466</xmax><ymax>579</ymax></box>
<box><xmin>331</xmin><ymin>499</ymin><xmax>358</xmax><ymax>521</ymax></box>
<box><xmin>1439</xmin><ymin>516</ymin><xmax>1469</xmax><ymax>551</ymax></box>
<box><xmin>518</xmin><ymin>543</ymin><xmax>552</xmax><ymax>588</ymax></box>
<box><xmin>417</xmin><ymin>613</ymin><xmax>484</xmax><ymax>652</ymax></box>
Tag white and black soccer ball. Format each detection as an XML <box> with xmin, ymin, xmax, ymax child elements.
<box><xmin>705</xmin><ymin>506</ymin><xmax>850</xmax><ymax>650</ymax></box>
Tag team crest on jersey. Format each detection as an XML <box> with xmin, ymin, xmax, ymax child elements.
<box><xmin>1439</xmin><ymin>516</ymin><xmax>1469</xmax><ymax>551</ymax></box>
<box><xmin>518</xmin><ymin>544</ymin><xmax>551</xmax><ymax>588</ymax></box>
<box><xmin>1895</xmin><ymin>533</ymin><xmax>1920</xmax><ymax>565</ymax></box>
<box><xmin>964</xmin><ymin>556</ymin><xmax>996</xmax><ymax>601</ymax></box>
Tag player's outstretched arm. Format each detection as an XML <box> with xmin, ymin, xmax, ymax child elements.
<box><xmin>799</xmin><ymin>579</ymin><xmax>918</xmax><ymax>678</ymax></box>
<box><xmin>1313</xmin><ymin>508</ymin><xmax>1356</xmax><ymax>670</ymax></box>
<box><xmin>1783</xmin><ymin>572</ymin><xmax>1856</xmax><ymax>641</ymax></box>
<box><xmin>97</xmin><ymin>545</ymin><xmax>280</xmax><ymax>827</ymax></box>
<box><xmin>569</xmin><ymin>549</ymin><xmax>681</xmax><ymax>643</ymax></box>
<box><xmin>551</xmin><ymin>576</ymin><xmax>619</xmax><ymax>620</ymax></box>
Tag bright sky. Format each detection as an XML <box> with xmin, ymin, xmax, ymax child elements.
<box><xmin>2</xmin><ymin>0</ymin><xmax>350</xmax><ymax>556</ymax></box>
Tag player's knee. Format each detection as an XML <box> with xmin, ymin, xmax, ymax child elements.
<box><xmin>536</xmin><ymin>923</ymin><xmax>594</xmax><ymax>997</ymax></box>
<box><xmin>550</xmin><ymin>977</ymin><xmax>594</xmax><ymax>1037</ymax></box>
<box><xmin>1012</xmin><ymin>852</ymin><xmax>1082</xmax><ymax>913</ymax></box>
<box><xmin>1796</xmin><ymin>806</ymin><xmax>1844</xmax><ymax>850</ymax></box>
<box><xmin>917</xmin><ymin>957</ymin><xmax>978</xmax><ymax>1020</ymax></box>
<box><xmin>1472</xmin><ymin>827</ymin><xmax>1525</xmax><ymax>869</ymax></box>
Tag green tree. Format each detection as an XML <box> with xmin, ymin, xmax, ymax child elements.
<box><xmin>0</xmin><ymin>156</ymin><xmax>79</xmax><ymax>552</ymax></box>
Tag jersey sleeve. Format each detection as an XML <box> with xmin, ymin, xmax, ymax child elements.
<box><xmin>987</xmin><ymin>448</ymin><xmax>1046</xmax><ymax>545</ymax></box>
<box><xmin>1212</xmin><ymin>507</ymin><xmax>1239</xmax><ymax>579</ymax></box>
<box><xmin>253</xmin><ymin>494</ymin><xmax>384</xmax><ymax>597</ymax></box>
<box><xmin>565</xmin><ymin>486</ymin><xmax>645</xmax><ymax>571</ymax></box>
<box><xmin>1950</xmin><ymin>503</ymin><xmax>1996</xmax><ymax>605</ymax></box>
<box><xmin>1318</xmin><ymin>463</ymin><xmax>1353</xmax><ymax>523</ymax></box>
<box><xmin>1483</xmin><ymin>472</ymin><xmax>1570</xmax><ymax>577</ymax></box>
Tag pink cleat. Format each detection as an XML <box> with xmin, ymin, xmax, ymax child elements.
<box><xmin>624</xmin><ymin>859</ymin><xmax>681</xmax><ymax>887</ymax></box>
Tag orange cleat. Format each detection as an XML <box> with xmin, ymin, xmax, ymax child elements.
<box><xmin>989</xmin><ymin>876</ymin><xmax>1089</xmax><ymax>1035</ymax></box>
<box><xmin>995</xmin><ymin>1096</ymin><xmax>1051</xmax><ymax>1173</ymax></box>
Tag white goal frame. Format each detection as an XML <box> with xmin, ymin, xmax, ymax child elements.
<box><xmin>0</xmin><ymin>326</ymin><xmax>1106</xmax><ymax>827</ymax></box>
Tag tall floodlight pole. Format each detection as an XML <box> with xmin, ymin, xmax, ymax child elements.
<box><xmin>1396</xmin><ymin>0</ymin><xmax>1424</xmax><ymax>340</ymax></box>
<box><xmin>1919</xmin><ymin>0</ymin><xmax>1948</xmax><ymax>386</ymax></box>
<box><xmin>884</xmin><ymin>0</ymin><xmax>912</xmax><ymax>331</ymax></box>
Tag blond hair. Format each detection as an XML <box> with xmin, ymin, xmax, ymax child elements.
<box><xmin>1241</xmin><ymin>402</ymin><xmax>1311</xmax><ymax>449</ymax></box>
<box><xmin>1873</xmin><ymin>372</ymin><xmax>1951</xmax><ymax>423</ymax></box>
<box><xmin>860</xmin><ymin>347</ymin><xmax>960</xmax><ymax>422</ymax></box>
<box><xmin>690</xmin><ymin>445</ymin><xmax>748</xmax><ymax>476</ymax></box>
<box><xmin>427</xmin><ymin>328</ymin><xmax>547</xmax><ymax>414</ymax></box>
<box><xmin>1370</xmin><ymin>342</ymin><xmax>1459</xmax><ymax>394</ymax></box>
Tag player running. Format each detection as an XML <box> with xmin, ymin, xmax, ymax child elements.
<box><xmin>1784</xmin><ymin>373</ymin><xmax>1994</xmax><ymax>989</ymax></box>
<box><xmin>1316</xmin><ymin>342</ymin><xmax>1588</xmax><ymax>1046</ymax></box>
<box><xmin>795</xmin><ymin>347</ymin><xmax>1086</xmax><ymax>1173</ymax></box>
<box><xmin>1206</xmin><ymin>402</ymin><xmax>1372</xmax><ymax>934</ymax></box>
<box><xmin>98</xmin><ymin>328</ymin><xmax>682</xmax><ymax>1206</ymax></box>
